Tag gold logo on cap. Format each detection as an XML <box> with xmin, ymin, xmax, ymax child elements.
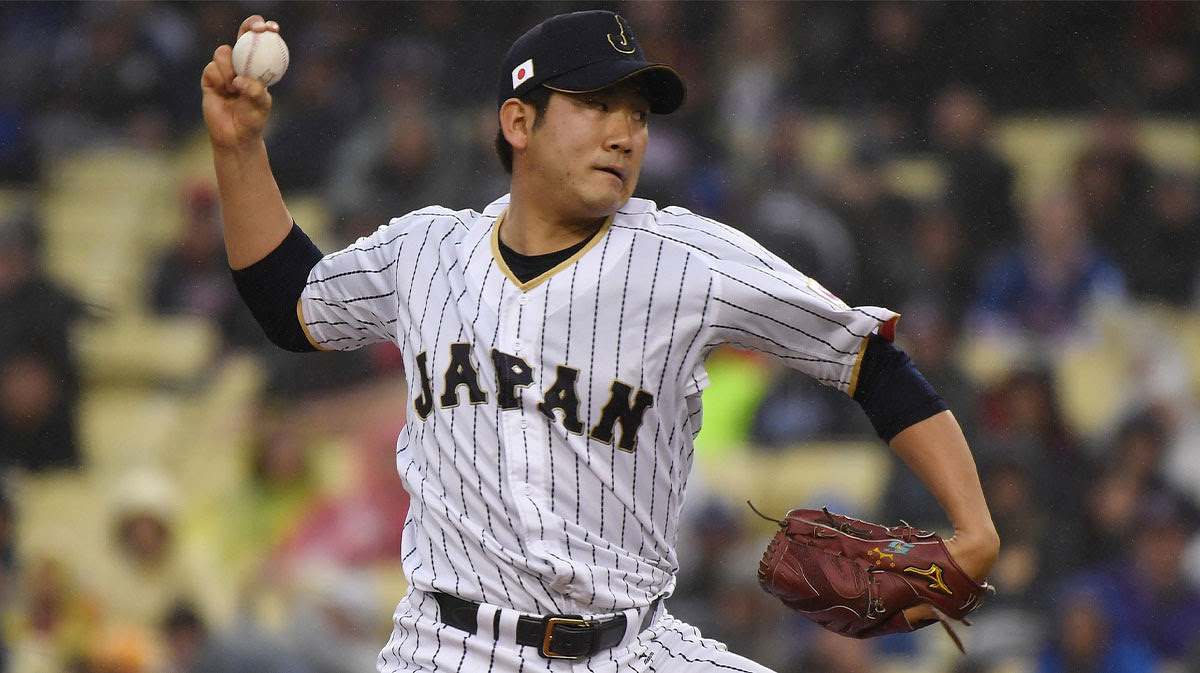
<box><xmin>607</xmin><ymin>15</ymin><xmax>636</xmax><ymax>54</ymax></box>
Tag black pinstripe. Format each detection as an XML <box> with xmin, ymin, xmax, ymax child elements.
<box><xmin>306</xmin><ymin>256</ymin><xmax>399</xmax><ymax>284</ymax></box>
<box><xmin>660</xmin><ymin>253</ymin><xmax>697</xmax><ymax>555</ymax></box>
<box><xmin>585</xmin><ymin>233</ymin><xmax>612</xmax><ymax>598</ymax></box>
<box><xmin>711</xmin><ymin>269</ymin><xmax>867</xmax><ymax>338</ymax></box>
<box><xmin>675</xmin><ymin>275</ymin><xmax>713</xmax><ymax>475</ymax></box>
<box><xmin>325</xmin><ymin>229</ymin><xmax>408</xmax><ymax>260</ymax></box>
<box><xmin>624</xmin><ymin>237</ymin><xmax>660</xmax><ymax>573</ymax></box>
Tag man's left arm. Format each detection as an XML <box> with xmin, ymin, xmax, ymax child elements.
<box><xmin>851</xmin><ymin>333</ymin><xmax>999</xmax><ymax>581</ymax></box>
<box><xmin>888</xmin><ymin>410</ymin><xmax>999</xmax><ymax>581</ymax></box>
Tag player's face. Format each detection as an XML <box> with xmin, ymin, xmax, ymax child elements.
<box><xmin>526</xmin><ymin>82</ymin><xmax>650</xmax><ymax>218</ymax></box>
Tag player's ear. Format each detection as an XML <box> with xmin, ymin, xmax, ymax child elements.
<box><xmin>499</xmin><ymin>98</ymin><xmax>533</xmax><ymax>152</ymax></box>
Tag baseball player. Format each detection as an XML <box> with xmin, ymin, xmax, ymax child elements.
<box><xmin>201</xmin><ymin>10</ymin><xmax>999</xmax><ymax>672</ymax></box>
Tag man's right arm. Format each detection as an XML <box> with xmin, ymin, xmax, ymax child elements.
<box><xmin>200</xmin><ymin>15</ymin><xmax>293</xmax><ymax>270</ymax></box>
<box><xmin>201</xmin><ymin>16</ymin><xmax>327</xmax><ymax>352</ymax></box>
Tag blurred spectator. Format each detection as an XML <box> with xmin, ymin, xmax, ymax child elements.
<box><xmin>1033</xmin><ymin>585</ymin><xmax>1158</xmax><ymax>673</ymax></box>
<box><xmin>5</xmin><ymin>556</ymin><xmax>101</xmax><ymax>673</ymax></box>
<box><xmin>1062</xmin><ymin>492</ymin><xmax>1200</xmax><ymax>666</ymax></box>
<box><xmin>1127</xmin><ymin>1</ymin><xmax>1200</xmax><ymax>113</ymax></box>
<box><xmin>1108</xmin><ymin>413</ymin><xmax>1170</xmax><ymax>492</ymax></box>
<box><xmin>158</xmin><ymin>601</ymin><xmax>310</xmax><ymax>673</ymax></box>
<box><xmin>0</xmin><ymin>3</ymin><xmax>72</xmax><ymax>183</ymax></box>
<box><xmin>324</xmin><ymin>94</ymin><xmax>462</xmax><ymax>219</ymax></box>
<box><xmin>781</xmin><ymin>3</ymin><xmax>857</xmax><ymax>111</ymax></box>
<box><xmin>669</xmin><ymin>499</ymin><xmax>749</xmax><ymax>626</ymax></box>
<box><xmin>745</xmin><ymin>202</ymin><xmax>875</xmax><ymax>448</ymax></box>
<box><xmin>746</xmin><ymin>112</ymin><xmax>857</xmax><ymax>296</ymax></box>
<box><xmin>269</xmin><ymin>433</ymin><xmax>408</xmax><ymax>571</ymax></box>
<box><xmin>1123</xmin><ymin>171</ymin><xmax>1200</xmax><ymax>307</ymax></box>
<box><xmin>848</xmin><ymin>2</ymin><xmax>943</xmax><ymax>150</ymax></box>
<box><xmin>975</xmin><ymin>366</ymin><xmax>1085</xmax><ymax>514</ymax></box>
<box><xmin>87</xmin><ymin>469</ymin><xmax>225</xmax><ymax>633</ymax></box>
<box><xmin>1077</xmin><ymin>466</ymin><xmax>1148</xmax><ymax>571</ymax></box>
<box><xmin>970</xmin><ymin>187</ymin><xmax>1126</xmax><ymax>338</ymax></box>
<box><xmin>713</xmin><ymin>2</ymin><xmax>792</xmax><ymax>189</ymax></box>
<box><xmin>149</xmin><ymin>181</ymin><xmax>261</xmax><ymax>350</ymax></box>
<box><xmin>691</xmin><ymin>348</ymin><xmax>772</xmax><ymax>456</ymax></box>
<box><xmin>47</xmin><ymin>3</ymin><xmax>199</xmax><ymax>152</ymax></box>
<box><xmin>0</xmin><ymin>98</ymin><xmax>40</xmax><ymax>183</ymax></box>
<box><xmin>1072</xmin><ymin>111</ymin><xmax>1156</xmax><ymax>277</ymax></box>
<box><xmin>282</xmin><ymin>566</ymin><xmax>384</xmax><ymax>673</ymax></box>
<box><xmin>0</xmin><ymin>483</ymin><xmax>14</xmax><ymax>583</ymax></box>
<box><xmin>159</xmin><ymin>603</ymin><xmax>206</xmax><ymax>673</ymax></box>
<box><xmin>0</xmin><ymin>212</ymin><xmax>84</xmax><ymax>472</ymax></box>
<box><xmin>266</xmin><ymin>39</ymin><xmax>358</xmax><ymax>193</ymax></box>
<box><xmin>896</xmin><ymin>204</ymin><xmax>976</xmax><ymax>323</ymax></box>
<box><xmin>966</xmin><ymin>459</ymin><xmax>1052</xmax><ymax>659</ymax></box>
<box><xmin>928</xmin><ymin>85</ymin><xmax>1017</xmax><ymax>266</ymax></box>
<box><xmin>1063</xmin><ymin>413</ymin><xmax>1175</xmax><ymax>572</ymax></box>
<box><xmin>208</xmin><ymin>425</ymin><xmax>319</xmax><ymax>593</ymax></box>
<box><xmin>824</xmin><ymin>153</ymin><xmax>914</xmax><ymax>308</ymax></box>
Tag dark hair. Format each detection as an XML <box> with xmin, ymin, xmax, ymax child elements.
<box><xmin>494</xmin><ymin>86</ymin><xmax>553</xmax><ymax>174</ymax></box>
<box><xmin>162</xmin><ymin>600</ymin><xmax>206</xmax><ymax>634</ymax></box>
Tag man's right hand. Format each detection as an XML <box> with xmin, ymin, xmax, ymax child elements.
<box><xmin>201</xmin><ymin>15</ymin><xmax>279</xmax><ymax>150</ymax></box>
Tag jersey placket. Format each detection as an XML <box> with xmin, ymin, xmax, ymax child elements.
<box><xmin>496</xmin><ymin>287</ymin><xmax>557</xmax><ymax>565</ymax></box>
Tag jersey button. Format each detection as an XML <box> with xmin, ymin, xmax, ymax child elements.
<box><xmin>520</xmin><ymin>419</ymin><xmax>528</xmax><ymax>429</ymax></box>
<box><xmin>519</xmin><ymin>294</ymin><xmax>528</xmax><ymax>305</ymax></box>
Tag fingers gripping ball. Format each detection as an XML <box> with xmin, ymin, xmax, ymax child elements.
<box><xmin>232</xmin><ymin>30</ymin><xmax>289</xmax><ymax>87</ymax></box>
<box><xmin>755</xmin><ymin>506</ymin><xmax>992</xmax><ymax>652</ymax></box>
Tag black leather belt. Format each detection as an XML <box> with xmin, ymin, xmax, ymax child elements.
<box><xmin>432</xmin><ymin>592</ymin><xmax>661</xmax><ymax>660</ymax></box>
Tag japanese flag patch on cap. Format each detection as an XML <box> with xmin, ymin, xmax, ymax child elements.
<box><xmin>511</xmin><ymin>59</ymin><xmax>535</xmax><ymax>91</ymax></box>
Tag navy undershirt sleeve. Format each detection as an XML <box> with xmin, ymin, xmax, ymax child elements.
<box><xmin>230</xmin><ymin>222</ymin><xmax>323</xmax><ymax>353</ymax></box>
<box><xmin>852</xmin><ymin>333</ymin><xmax>948</xmax><ymax>442</ymax></box>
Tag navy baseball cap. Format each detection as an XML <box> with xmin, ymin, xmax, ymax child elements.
<box><xmin>498</xmin><ymin>10</ymin><xmax>686</xmax><ymax>114</ymax></box>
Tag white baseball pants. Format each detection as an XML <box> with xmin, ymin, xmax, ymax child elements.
<box><xmin>376</xmin><ymin>589</ymin><xmax>778</xmax><ymax>672</ymax></box>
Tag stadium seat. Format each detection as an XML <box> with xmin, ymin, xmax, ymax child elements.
<box><xmin>72</xmin><ymin>314</ymin><xmax>219</xmax><ymax>385</ymax></box>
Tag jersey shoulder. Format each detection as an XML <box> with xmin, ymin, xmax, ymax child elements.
<box><xmin>382</xmin><ymin>205</ymin><xmax>486</xmax><ymax>238</ymax></box>
<box><xmin>616</xmin><ymin>198</ymin><xmax>786</xmax><ymax>272</ymax></box>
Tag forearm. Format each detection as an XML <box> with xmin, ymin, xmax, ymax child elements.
<box><xmin>889</xmin><ymin>410</ymin><xmax>999</xmax><ymax>575</ymax></box>
<box><xmin>212</xmin><ymin>140</ymin><xmax>294</xmax><ymax>270</ymax></box>
<box><xmin>890</xmin><ymin>411</ymin><xmax>993</xmax><ymax>534</ymax></box>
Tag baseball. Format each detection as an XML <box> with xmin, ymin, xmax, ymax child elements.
<box><xmin>232</xmin><ymin>29</ymin><xmax>289</xmax><ymax>87</ymax></box>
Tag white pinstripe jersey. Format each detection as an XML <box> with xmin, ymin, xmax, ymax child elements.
<box><xmin>299</xmin><ymin>194</ymin><xmax>897</xmax><ymax>617</ymax></box>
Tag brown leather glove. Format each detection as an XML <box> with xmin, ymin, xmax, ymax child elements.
<box><xmin>756</xmin><ymin>507</ymin><xmax>991</xmax><ymax>652</ymax></box>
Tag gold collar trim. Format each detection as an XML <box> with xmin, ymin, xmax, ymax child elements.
<box><xmin>490</xmin><ymin>209</ymin><xmax>614</xmax><ymax>292</ymax></box>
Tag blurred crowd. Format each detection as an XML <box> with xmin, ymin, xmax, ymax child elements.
<box><xmin>1</xmin><ymin>2</ymin><xmax>1199</xmax><ymax>673</ymax></box>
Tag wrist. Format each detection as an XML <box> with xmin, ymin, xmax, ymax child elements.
<box><xmin>210</xmin><ymin>135</ymin><xmax>267</xmax><ymax>157</ymax></box>
<box><xmin>211</xmin><ymin>138</ymin><xmax>274</xmax><ymax>186</ymax></box>
<box><xmin>956</xmin><ymin>521</ymin><xmax>1000</xmax><ymax>550</ymax></box>
<box><xmin>946</xmin><ymin>527</ymin><xmax>1000</xmax><ymax>583</ymax></box>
